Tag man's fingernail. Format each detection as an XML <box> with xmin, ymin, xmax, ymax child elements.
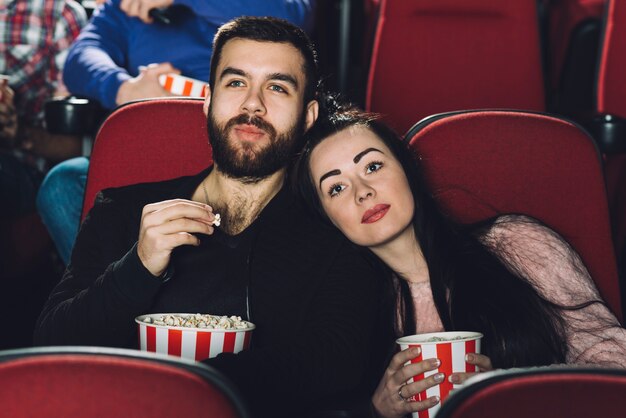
<box><xmin>465</xmin><ymin>353</ymin><xmax>473</xmax><ymax>362</ymax></box>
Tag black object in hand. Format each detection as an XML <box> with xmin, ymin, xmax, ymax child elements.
<box><xmin>148</xmin><ymin>8</ymin><xmax>171</xmax><ymax>25</ymax></box>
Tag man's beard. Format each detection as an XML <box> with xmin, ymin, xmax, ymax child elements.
<box><xmin>207</xmin><ymin>105</ymin><xmax>305</xmax><ymax>184</ymax></box>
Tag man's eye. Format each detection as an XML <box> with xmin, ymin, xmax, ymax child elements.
<box><xmin>227</xmin><ymin>80</ymin><xmax>244</xmax><ymax>87</ymax></box>
<box><xmin>328</xmin><ymin>183</ymin><xmax>346</xmax><ymax>197</ymax></box>
<box><xmin>366</xmin><ymin>161</ymin><xmax>383</xmax><ymax>174</ymax></box>
<box><xmin>269</xmin><ymin>85</ymin><xmax>286</xmax><ymax>93</ymax></box>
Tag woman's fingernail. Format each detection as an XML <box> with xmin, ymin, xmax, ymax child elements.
<box><xmin>434</xmin><ymin>373</ymin><xmax>444</xmax><ymax>382</ymax></box>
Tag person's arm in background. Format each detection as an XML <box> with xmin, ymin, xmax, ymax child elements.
<box><xmin>62</xmin><ymin>0</ymin><xmax>175</xmax><ymax>109</ymax></box>
<box><xmin>121</xmin><ymin>0</ymin><xmax>316</xmax><ymax>32</ymax></box>
<box><xmin>17</xmin><ymin>0</ymin><xmax>87</xmax><ymax>160</ymax></box>
<box><xmin>52</xmin><ymin>0</ymin><xmax>88</xmax><ymax>100</ymax></box>
<box><xmin>63</xmin><ymin>0</ymin><xmax>131</xmax><ymax>109</ymax></box>
<box><xmin>176</xmin><ymin>0</ymin><xmax>316</xmax><ymax>32</ymax></box>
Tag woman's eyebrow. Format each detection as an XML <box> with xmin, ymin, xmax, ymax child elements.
<box><xmin>319</xmin><ymin>169</ymin><xmax>341</xmax><ymax>188</ymax></box>
<box><xmin>353</xmin><ymin>147</ymin><xmax>384</xmax><ymax>164</ymax></box>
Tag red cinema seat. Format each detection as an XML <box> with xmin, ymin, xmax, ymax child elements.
<box><xmin>405</xmin><ymin>109</ymin><xmax>622</xmax><ymax>320</ymax></box>
<box><xmin>0</xmin><ymin>346</ymin><xmax>251</xmax><ymax>418</ymax></box>
<box><xmin>436</xmin><ymin>366</ymin><xmax>626</xmax><ymax>418</ymax></box>
<box><xmin>366</xmin><ymin>0</ymin><xmax>546</xmax><ymax>134</ymax></box>
<box><xmin>82</xmin><ymin>97</ymin><xmax>212</xmax><ymax>220</ymax></box>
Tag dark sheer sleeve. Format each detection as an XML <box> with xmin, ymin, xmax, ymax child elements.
<box><xmin>480</xmin><ymin>215</ymin><xmax>626</xmax><ymax>367</ymax></box>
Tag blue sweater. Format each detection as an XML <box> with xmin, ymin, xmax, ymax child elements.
<box><xmin>63</xmin><ymin>0</ymin><xmax>315</xmax><ymax>109</ymax></box>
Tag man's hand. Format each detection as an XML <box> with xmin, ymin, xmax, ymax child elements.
<box><xmin>115</xmin><ymin>62</ymin><xmax>179</xmax><ymax>106</ymax></box>
<box><xmin>137</xmin><ymin>199</ymin><xmax>218</xmax><ymax>277</ymax></box>
<box><xmin>120</xmin><ymin>0</ymin><xmax>174</xmax><ymax>23</ymax></box>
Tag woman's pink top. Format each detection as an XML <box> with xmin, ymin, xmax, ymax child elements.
<box><xmin>408</xmin><ymin>215</ymin><xmax>626</xmax><ymax>366</ymax></box>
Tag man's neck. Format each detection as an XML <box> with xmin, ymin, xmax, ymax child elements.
<box><xmin>194</xmin><ymin>166</ymin><xmax>286</xmax><ymax>235</ymax></box>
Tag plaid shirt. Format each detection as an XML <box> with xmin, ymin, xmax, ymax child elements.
<box><xmin>0</xmin><ymin>0</ymin><xmax>86</xmax><ymax>125</ymax></box>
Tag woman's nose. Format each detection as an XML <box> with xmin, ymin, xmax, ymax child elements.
<box><xmin>356</xmin><ymin>183</ymin><xmax>375</xmax><ymax>203</ymax></box>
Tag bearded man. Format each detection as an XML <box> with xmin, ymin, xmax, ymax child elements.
<box><xmin>34</xmin><ymin>17</ymin><xmax>390</xmax><ymax>417</ymax></box>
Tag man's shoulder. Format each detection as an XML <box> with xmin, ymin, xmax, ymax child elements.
<box><xmin>97</xmin><ymin>174</ymin><xmax>198</xmax><ymax>209</ymax></box>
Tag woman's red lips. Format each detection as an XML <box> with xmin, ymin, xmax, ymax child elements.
<box><xmin>361</xmin><ymin>204</ymin><xmax>391</xmax><ymax>224</ymax></box>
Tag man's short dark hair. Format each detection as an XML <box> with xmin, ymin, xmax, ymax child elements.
<box><xmin>210</xmin><ymin>16</ymin><xmax>319</xmax><ymax>104</ymax></box>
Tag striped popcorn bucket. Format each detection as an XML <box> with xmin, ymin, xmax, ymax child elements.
<box><xmin>136</xmin><ymin>314</ymin><xmax>254</xmax><ymax>361</ymax></box>
<box><xmin>396</xmin><ymin>331</ymin><xmax>483</xmax><ymax>418</ymax></box>
<box><xmin>158</xmin><ymin>73</ymin><xmax>208</xmax><ymax>97</ymax></box>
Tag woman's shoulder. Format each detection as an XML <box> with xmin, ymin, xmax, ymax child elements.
<box><xmin>478</xmin><ymin>214</ymin><xmax>601</xmax><ymax>303</ymax></box>
<box><xmin>479</xmin><ymin>214</ymin><xmax>566</xmax><ymax>252</ymax></box>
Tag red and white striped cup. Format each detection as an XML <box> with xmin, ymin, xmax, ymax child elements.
<box><xmin>158</xmin><ymin>73</ymin><xmax>208</xmax><ymax>97</ymax></box>
<box><xmin>136</xmin><ymin>313</ymin><xmax>254</xmax><ymax>361</ymax></box>
<box><xmin>396</xmin><ymin>331</ymin><xmax>483</xmax><ymax>418</ymax></box>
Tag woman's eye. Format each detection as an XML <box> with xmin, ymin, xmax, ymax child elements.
<box><xmin>328</xmin><ymin>183</ymin><xmax>346</xmax><ymax>197</ymax></box>
<box><xmin>366</xmin><ymin>161</ymin><xmax>383</xmax><ymax>174</ymax></box>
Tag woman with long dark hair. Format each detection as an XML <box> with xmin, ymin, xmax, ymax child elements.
<box><xmin>292</xmin><ymin>99</ymin><xmax>626</xmax><ymax>418</ymax></box>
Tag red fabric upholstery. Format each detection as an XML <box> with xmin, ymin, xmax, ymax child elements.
<box><xmin>82</xmin><ymin>98</ymin><xmax>212</xmax><ymax>220</ymax></box>
<box><xmin>437</xmin><ymin>367</ymin><xmax>626</xmax><ymax>418</ymax></box>
<box><xmin>597</xmin><ymin>0</ymin><xmax>626</xmax><ymax>116</ymax></box>
<box><xmin>0</xmin><ymin>347</ymin><xmax>248</xmax><ymax>418</ymax></box>
<box><xmin>406</xmin><ymin>110</ymin><xmax>621</xmax><ymax>320</ymax></box>
<box><xmin>366</xmin><ymin>0</ymin><xmax>546</xmax><ymax>134</ymax></box>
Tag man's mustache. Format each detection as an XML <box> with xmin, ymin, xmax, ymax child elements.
<box><xmin>225</xmin><ymin>114</ymin><xmax>277</xmax><ymax>138</ymax></box>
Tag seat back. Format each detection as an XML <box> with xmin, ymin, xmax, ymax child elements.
<box><xmin>82</xmin><ymin>98</ymin><xmax>212</xmax><ymax>220</ymax></box>
<box><xmin>405</xmin><ymin>109</ymin><xmax>621</xmax><ymax>320</ymax></box>
<box><xmin>437</xmin><ymin>366</ymin><xmax>626</xmax><ymax>418</ymax></box>
<box><xmin>366</xmin><ymin>0</ymin><xmax>546</xmax><ymax>134</ymax></box>
<box><xmin>0</xmin><ymin>346</ymin><xmax>250</xmax><ymax>418</ymax></box>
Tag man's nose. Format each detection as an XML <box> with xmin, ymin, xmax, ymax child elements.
<box><xmin>241</xmin><ymin>87</ymin><xmax>266</xmax><ymax>116</ymax></box>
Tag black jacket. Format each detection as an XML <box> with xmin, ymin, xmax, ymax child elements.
<box><xmin>34</xmin><ymin>168</ymin><xmax>392</xmax><ymax>417</ymax></box>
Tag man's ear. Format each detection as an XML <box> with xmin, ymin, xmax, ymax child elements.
<box><xmin>304</xmin><ymin>99</ymin><xmax>319</xmax><ymax>132</ymax></box>
<box><xmin>203</xmin><ymin>85</ymin><xmax>212</xmax><ymax>116</ymax></box>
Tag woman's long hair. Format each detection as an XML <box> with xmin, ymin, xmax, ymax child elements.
<box><xmin>292</xmin><ymin>95</ymin><xmax>577</xmax><ymax>368</ymax></box>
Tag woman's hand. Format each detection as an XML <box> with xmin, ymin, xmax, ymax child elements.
<box><xmin>371</xmin><ymin>347</ymin><xmax>443</xmax><ymax>418</ymax></box>
<box><xmin>137</xmin><ymin>199</ymin><xmax>217</xmax><ymax>277</ymax></box>
<box><xmin>448</xmin><ymin>353</ymin><xmax>493</xmax><ymax>385</ymax></box>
